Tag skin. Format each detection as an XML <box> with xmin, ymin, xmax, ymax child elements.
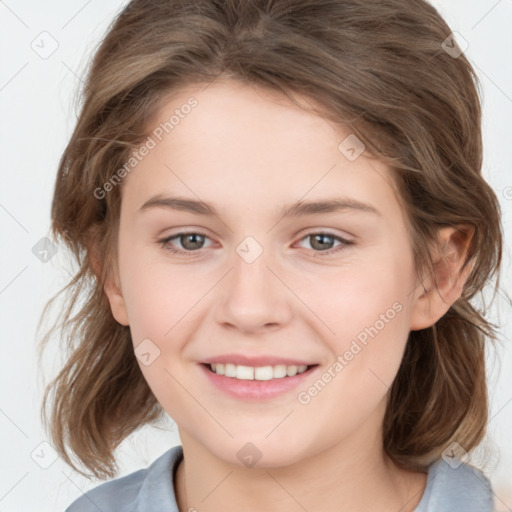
<box><xmin>103</xmin><ymin>78</ymin><xmax>473</xmax><ymax>512</ymax></box>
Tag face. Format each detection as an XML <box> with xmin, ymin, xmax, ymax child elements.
<box><xmin>106</xmin><ymin>78</ymin><xmax>423</xmax><ymax>468</ymax></box>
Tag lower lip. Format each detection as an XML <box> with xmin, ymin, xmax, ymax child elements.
<box><xmin>199</xmin><ymin>363</ymin><xmax>319</xmax><ymax>400</ymax></box>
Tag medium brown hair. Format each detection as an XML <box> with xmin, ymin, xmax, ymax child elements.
<box><xmin>38</xmin><ymin>0</ymin><xmax>503</xmax><ymax>479</ymax></box>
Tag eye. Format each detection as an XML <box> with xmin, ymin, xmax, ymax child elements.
<box><xmin>158</xmin><ymin>232</ymin><xmax>213</xmax><ymax>255</ymax></box>
<box><xmin>295</xmin><ymin>232</ymin><xmax>353</xmax><ymax>256</ymax></box>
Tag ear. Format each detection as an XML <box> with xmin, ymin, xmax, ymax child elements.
<box><xmin>103</xmin><ymin>264</ymin><xmax>130</xmax><ymax>327</ymax></box>
<box><xmin>87</xmin><ymin>227</ymin><xmax>130</xmax><ymax>327</ymax></box>
<box><xmin>409</xmin><ymin>225</ymin><xmax>474</xmax><ymax>331</ymax></box>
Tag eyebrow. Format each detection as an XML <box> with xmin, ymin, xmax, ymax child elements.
<box><xmin>139</xmin><ymin>194</ymin><xmax>380</xmax><ymax>218</ymax></box>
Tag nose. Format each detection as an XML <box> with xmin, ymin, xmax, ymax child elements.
<box><xmin>214</xmin><ymin>243</ymin><xmax>292</xmax><ymax>334</ymax></box>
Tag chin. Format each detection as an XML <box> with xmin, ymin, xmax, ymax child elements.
<box><xmin>207</xmin><ymin>436</ymin><xmax>308</xmax><ymax>470</ymax></box>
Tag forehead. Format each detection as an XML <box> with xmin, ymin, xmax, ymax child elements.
<box><xmin>121</xmin><ymin>79</ymin><xmax>405</xmax><ymax>224</ymax></box>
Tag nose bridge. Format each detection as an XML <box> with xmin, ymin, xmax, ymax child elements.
<box><xmin>232</xmin><ymin>236</ymin><xmax>269</xmax><ymax>293</ymax></box>
<box><xmin>215</xmin><ymin>234</ymin><xmax>290</xmax><ymax>331</ymax></box>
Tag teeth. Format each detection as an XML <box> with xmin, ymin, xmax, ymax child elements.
<box><xmin>255</xmin><ymin>366</ymin><xmax>273</xmax><ymax>380</ymax></box>
<box><xmin>209</xmin><ymin>363</ymin><xmax>309</xmax><ymax>380</ymax></box>
<box><xmin>236</xmin><ymin>365</ymin><xmax>254</xmax><ymax>380</ymax></box>
<box><xmin>286</xmin><ymin>365</ymin><xmax>298</xmax><ymax>377</ymax></box>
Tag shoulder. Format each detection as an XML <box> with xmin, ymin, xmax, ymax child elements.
<box><xmin>65</xmin><ymin>445</ymin><xmax>183</xmax><ymax>512</ymax></box>
<box><xmin>415</xmin><ymin>458</ymin><xmax>494</xmax><ymax>512</ymax></box>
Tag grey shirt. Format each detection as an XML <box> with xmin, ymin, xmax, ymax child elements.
<box><xmin>65</xmin><ymin>445</ymin><xmax>494</xmax><ymax>511</ymax></box>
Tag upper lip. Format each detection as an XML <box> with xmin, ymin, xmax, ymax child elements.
<box><xmin>201</xmin><ymin>354</ymin><xmax>317</xmax><ymax>367</ymax></box>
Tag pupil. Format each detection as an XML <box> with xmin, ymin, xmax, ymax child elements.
<box><xmin>312</xmin><ymin>234</ymin><xmax>333</xmax><ymax>250</ymax></box>
<box><xmin>182</xmin><ymin>234</ymin><xmax>204</xmax><ymax>250</ymax></box>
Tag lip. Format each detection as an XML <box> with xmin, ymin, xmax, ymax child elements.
<box><xmin>199</xmin><ymin>362</ymin><xmax>320</xmax><ymax>401</ymax></box>
<box><xmin>201</xmin><ymin>354</ymin><xmax>317</xmax><ymax>366</ymax></box>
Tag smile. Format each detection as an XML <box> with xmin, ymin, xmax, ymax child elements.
<box><xmin>208</xmin><ymin>363</ymin><xmax>311</xmax><ymax>380</ymax></box>
<box><xmin>200</xmin><ymin>362</ymin><xmax>320</xmax><ymax>400</ymax></box>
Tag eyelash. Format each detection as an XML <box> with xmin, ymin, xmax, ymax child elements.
<box><xmin>157</xmin><ymin>231</ymin><xmax>354</xmax><ymax>257</ymax></box>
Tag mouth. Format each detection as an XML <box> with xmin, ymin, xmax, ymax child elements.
<box><xmin>198</xmin><ymin>362</ymin><xmax>320</xmax><ymax>400</ymax></box>
<box><xmin>202</xmin><ymin>362</ymin><xmax>319</xmax><ymax>381</ymax></box>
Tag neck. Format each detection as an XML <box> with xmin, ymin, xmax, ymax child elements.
<box><xmin>173</xmin><ymin>425</ymin><xmax>427</xmax><ymax>512</ymax></box>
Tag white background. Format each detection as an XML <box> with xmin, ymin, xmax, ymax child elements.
<box><xmin>0</xmin><ymin>0</ymin><xmax>511</xmax><ymax>510</ymax></box>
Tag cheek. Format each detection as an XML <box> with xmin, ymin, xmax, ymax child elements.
<box><xmin>293</xmin><ymin>272</ymin><xmax>414</xmax><ymax>445</ymax></box>
<box><xmin>116</xmin><ymin>236</ymin><xmax>187</xmax><ymax>343</ymax></box>
<box><xmin>306</xmin><ymin>244</ymin><xmax>416</xmax><ymax>390</ymax></box>
<box><xmin>304</xmin><ymin>248</ymin><xmax>414</xmax><ymax>347</ymax></box>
